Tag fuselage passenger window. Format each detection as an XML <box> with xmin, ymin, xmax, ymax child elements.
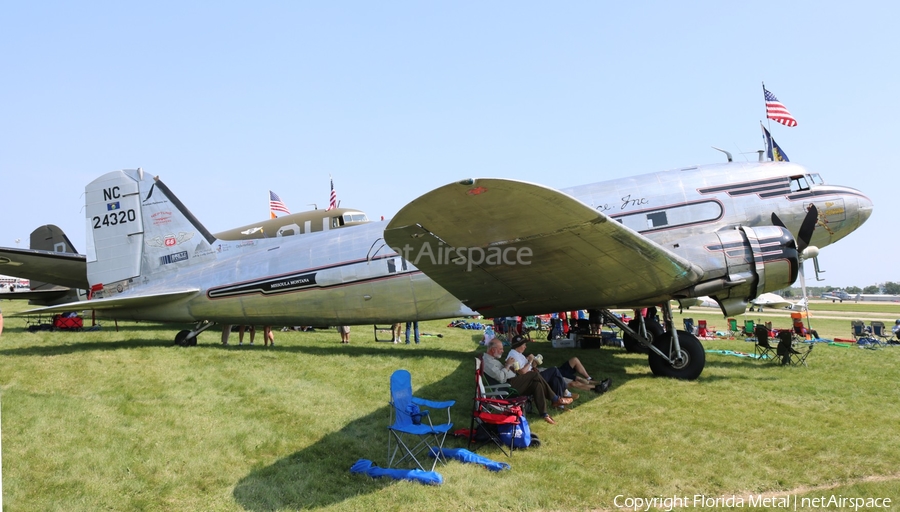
<box><xmin>646</xmin><ymin>211</ymin><xmax>668</xmax><ymax>228</ymax></box>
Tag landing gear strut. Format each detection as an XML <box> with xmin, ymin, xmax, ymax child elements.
<box><xmin>601</xmin><ymin>302</ymin><xmax>705</xmax><ymax>380</ymax></box>
<box><xmin>174</xmin><ymin>320</ymin><xmax>216</xmax><ymax>347</ymax></box>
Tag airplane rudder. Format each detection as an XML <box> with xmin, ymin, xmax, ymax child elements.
<box><xmin>135</xmin><ymin>173</ymin><xmax>219</xmax><ymax>274</ymax></box>
<box><xmin>85</xmin><ymin>169</ymin><xmax>217</xmax><ymax>296</ymax></box>
<box><xmin>30</xmin><ymin>224</ymin><xmax>78</xmax><ymax>253</ymax></box>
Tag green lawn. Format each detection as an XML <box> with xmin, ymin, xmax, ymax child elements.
<box><xmin>2</xmin><ymin>300</ymin><xmax>900</xmax><ymax>511</ymax></box>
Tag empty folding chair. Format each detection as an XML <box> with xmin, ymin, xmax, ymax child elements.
<box><xmin>387</xmin><ymin>369</ymin><xmax>455</xmax><ymax>471</ymax></box>
<box><xmin>850</xmin><ymin>320</ymin><xmax>867</xmax><ymax>341</ymax></box>
<box><xmin>753</xmin><ymin>325</ymin><xmax>778</xmax><ymax>360</ymax></box>
<box><xmin>742</xmin><ymin>319</ymin><xmax>755</xmax><ymax>337</ymax></box>
<box><xmin>683</xmin><ymin>318</ymin><xmax>695</xmax><ymax>335</ymax></box>
<box><xmin>776</xmin><ymin>330</ymin><xmax>813</xmax><ymax>366</ymax></box>
<box><xmin>870</xmin><ymin>321</ymin><xmax>891</xmax><ymax>346</ymax></box>
<box><xmin>697</xmin><ymin>320</ymin><xmax>709</xmax><ymax>338</ymax></box>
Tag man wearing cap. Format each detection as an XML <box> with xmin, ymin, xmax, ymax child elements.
<box><xmin>482</xmin><ymin>338</ymin><xmax>571</xmax><ymax>424</ymax></box>
<box><xmin>506</xmin><ymin>335</ymin><xmax>574</xmax><ymax>400</ymax></box>
<box><xmin>507</xmin><ymin>334</ymin><xmax>612</xmax><ymax>395</ymax></box>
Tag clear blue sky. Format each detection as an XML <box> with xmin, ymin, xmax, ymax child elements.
<box><xmin>2</xmin><ymin>2</ymin><xmax>897</xmax><ymax>288</ymax></box>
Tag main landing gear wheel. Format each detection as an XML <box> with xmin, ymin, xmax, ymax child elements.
<box><xmin>175</xmin><ymin>329</ymin><xmax>197</xmax><ymax>347</ymax></box>
<box><xmin>648</xmin><ymin>330</ymin><xmax>705</xmax><ymax>380</ymax></box>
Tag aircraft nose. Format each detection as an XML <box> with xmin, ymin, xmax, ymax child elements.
<box><xmin>856</xmin><ymin>193</ymin><xmax>874</xmax><ymax>227</ymax></box>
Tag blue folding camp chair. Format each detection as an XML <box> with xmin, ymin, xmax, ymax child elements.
<box><xmin>870</xmin><ymin>321</ymin><xmax>891</xmax><ymax>346</ymax></box>
<box><xmin>850</xmin><ymin>320</ymin><xmax>868</xmax><ymax>341</ymax></box>
<box><xmin>682</xmin><ymin>318</ymin><xmax>695</xmax><ymax>335</ymax></box>
<box><xmin>387</xmin><ymin>369</ymin><xmax>455</xmax><ymax>472</ymax></box>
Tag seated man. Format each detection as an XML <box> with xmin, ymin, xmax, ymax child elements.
<box><xmin>893</xmin><ymin>320</ymin><xmax>900</xmax><ymax>342</ymax></box>
<box><xmin>482</xmin><ymin>339</ymin><xmax>571</xmax><ymax>424</ymax></box>
<box><xmin>505</xmin><ymin>335</ymin><xmax>573</xmax><ymax>399</ymax></box>
<box><xmin>506</xmin><ymin>334</ymin><xmax>611</xmax><ymax>394</ymax></box>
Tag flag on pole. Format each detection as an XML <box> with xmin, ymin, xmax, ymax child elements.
<box><xmin>761</xmin><ymin>123</ymin><xmax>790</xmax><ymax>162</ymax></box>
<box><xmin>269</xmin><ymin>190</ymin><xmax>291</xmax><ymax>218</ymax></box>
<box><xmin>326</xmin><ymin>177</ymin><xmax>337</xmax><ymax>211</ymax></box>
<box><xmin>763</xmin><ymin>85</ymin><xmax>798</xmax><ymax>127</ymax></box>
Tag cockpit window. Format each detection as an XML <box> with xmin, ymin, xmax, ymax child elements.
<box><xmin>808</xmin><ymin>173</ymin><xmax>824</xmax><ymax>185</ymax></box>
<box><xmin>790</xmin><ymin>175</ymin><xmax>810</xmax><ymax>192</ymax></box>
<box><xmin>343</xmin><ymin>213</ymin><xmax>369</xmax><ymax>223</ymax></box>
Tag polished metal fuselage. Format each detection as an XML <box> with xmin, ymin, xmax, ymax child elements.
<box><xmin>94</xmin><ymin>162</ymin><xmax>873</xmax><ymax>325</ymax></box>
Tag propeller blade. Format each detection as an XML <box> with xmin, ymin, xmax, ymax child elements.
<box><xmin>796</xmin><ymin>204</ymin><xmax>819</xmax><ymax>253</ymax></box>
<box><xmin>771</xmin><ymin>212</ymin><xmax>787</xmax><ymax>229</ymax></box>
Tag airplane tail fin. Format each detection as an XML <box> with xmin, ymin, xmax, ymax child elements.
<box><xmin>28</xmin><ymin>224</ymin><xmax>80</xmax><ymax>292</ymax></box>
<box><xmin>85</xmin><ymin>169</ymin><xmax>218</xmax><ymax>299</ymax></box>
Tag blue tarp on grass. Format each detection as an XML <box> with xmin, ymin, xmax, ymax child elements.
<box><xmin>350</xmin><ymin>459</ymin><xmax>443</xmax><ymax>485</ymax></box>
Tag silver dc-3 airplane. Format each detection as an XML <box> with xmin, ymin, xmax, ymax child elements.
<box><xmin>18</xmin><ymin>161</ymin><xmax>871</xmax><ymax>379</ymax></box>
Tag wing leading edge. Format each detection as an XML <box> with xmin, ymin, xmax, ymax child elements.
<box><xmin>384</xmin><ymin>178</ymin><xmax>703</xmax><ymax>317</ymax></box>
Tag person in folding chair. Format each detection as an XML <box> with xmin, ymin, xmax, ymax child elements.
<box><xmin>505</xmin><ymin>335</ymin><xmax>611</xmax><ymax>396</ymax></box>
<box><xmin>387</xmin><ymin>369</ymin><xmax>455</xmax><ymax>472</ymax></box>
<box><xmin>482</xmin><ymin>339</ymin><xmax>571</xmax><ymax>424</ymax></box>
<box><xmin>505</xmin><ymin>335</ymin><xmax>575</xmax><ymax>401</ymax></box>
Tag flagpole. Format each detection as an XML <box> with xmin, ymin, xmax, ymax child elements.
<box><xmin>762</xmin><ymin>82</ymin><xmax>773</xmax><ymax>132</ymax></box>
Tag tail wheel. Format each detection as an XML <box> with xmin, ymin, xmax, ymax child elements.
<box><xmin>175</xmin><ymin>330</ymin><xmax>196</xmax><ymax>347</ymax></box>
<box><xmin>648</xmin><ymin>330</ymin><xmax>705</xmax><ymax>380</ymax></box>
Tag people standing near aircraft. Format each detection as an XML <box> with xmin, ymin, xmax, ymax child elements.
<box><xmin>588</xmin><ymin>309</ymin><xmax>601</xmax><ymax>335</ymax></box>
<box><xmin>221</xmin><ymin>324</ymin><xmax>232</xmax><ymax>345</ymax></box>
<box><xmin>263</xmin><ymin>325</ymin><xmax>275</xmax><ymax>346</ymax></box>
<box><xmin>338</xmin><ymin>325</ymin><xmax>350</xmax><ymax>344</ymax></box>
<box><xmin>405</xmin><ymin>321</ymin><xmax>419</xmax><ymax>344</ymax></box>
<box><xmin>392</xmin><ymin>323</ymin><xmax>402</xmax><ymax>344</ymax></box>
<box><xmin>239</xmin><ymin>325</ymin><xmax>255</xmax><ymax>345</ymax></box>
<box><xmin>0</xmin><ymin>304</ymin><xmax>4</xmax><ymax>337</ymax></box>
<box><xmin>482</xmin><ymin>339</ymin><xmax>570</xmax><ymax>424</ymax></box>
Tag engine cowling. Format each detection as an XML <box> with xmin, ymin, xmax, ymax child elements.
<box><xmin>672</xmin><ymin>226</ymin><xmax>799</xmax><ymax>316</ymax></box>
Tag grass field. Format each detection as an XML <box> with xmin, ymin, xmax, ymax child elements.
<box><xmin>2</xmin><ymin>299</ymin><xmax>900</xmax><ymax>511</ymax></box>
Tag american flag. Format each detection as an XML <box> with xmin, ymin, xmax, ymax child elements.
<box><xmin>269</xmin><ymin>190</ymin><xmax>291</xmax><ymax>217</ymax></box>
<box><xmin>763</xmin><ymin>86</ymin><xmax>798</xmax><ymax>127</ymax></box>
<box><xmin>326</xmin><ymin>177</ymin><xmax>337</xmax><ymax>211</ymax></box>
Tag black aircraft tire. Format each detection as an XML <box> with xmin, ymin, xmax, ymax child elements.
<box><xmin>175</xmin><ymin>330</ymin><xmax>192</xmax><ymax>347</ymax></box>
<box><xmin>622</xmin><ymin>333</ymin><xmax>649</xmax><ymax>353</ymax></box>
<box><xmin>648</xmin><ymin>330</ymin><xmax>705</xmax><ymax>380</ymax></box>
<box><xmin>622</xmin><ymin>319</ymin><xmax>650</xmax><ymax>353</ymax></box>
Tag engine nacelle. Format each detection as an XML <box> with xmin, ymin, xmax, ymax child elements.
<box><xmin>672</xmin><ymin>226</ymin><xmax>799</xmax><ymax>316</ymax></box>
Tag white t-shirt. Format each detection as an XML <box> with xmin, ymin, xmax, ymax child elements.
<box><xmin>506</xmin><ymin>350</ymin><xmax>532</xmax><ymax>373</ymax></box>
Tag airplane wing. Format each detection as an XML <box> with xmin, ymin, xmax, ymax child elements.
<box><xmin>384</xmin><ymin>178</ymin><xmax>703</xmax><ymax>317</ymax></box>
<box><xmin>17</xmin><ymin>289</ymin><xmax>201</xmax><ymax>316</ymax></box>
<box><xmin>0</xmin><ymin>288</ymin><xmax>79</xmax><ymax>304</ymax></box>
<box><xmin>0</xmin><ymin>247</ymin><xmax>88</xmax><ymax>289</ymax></box>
